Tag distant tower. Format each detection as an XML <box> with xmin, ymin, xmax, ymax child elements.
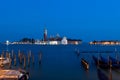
<box><xmin>44</xmin><ymin>28</ymin><xmax>47</xmax><ymax>41</ymax></box>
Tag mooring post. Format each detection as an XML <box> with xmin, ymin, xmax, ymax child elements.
<box><xmin>39</xmin><ymin>52</ymin><xmax>42</xmax><ymax>64</ymax></box>
<box><xmin>1</xmin><ymin>51</ymin><xmax>5</xmax><ymax>59</ymax></box>
<box><xmin>9</xmin><ymin>54</ymin><xmax>12</xmax><ymax>69</ymax></box>
<box><xmin>19</xmin><ymin>51</ymin><xmax>22</xmax><ymax>65</ymax></box>
<box><xmin>14</xmin><ymin>55</ymin><xmax>16</xmax><ymax>66</ymax></box>
<box><xmin>23</xmin><ymin>55</ymin><xmax>26</xmax><ymax>69</ymax></box>
<box><xmin>28</xmin><ymin>53</ymin><xmax>30</xmax><ymax>67</ymax></box>
<box><xmin>110</xmin><ymin>60</ymin><xmax>112</xmax><ymax>73</ymax></box>
<box><xmin>11</xmin><ymin>49</ymin><xmax>14</xmax><ymax>59</ymax></box>
<box><xmin>29</xmin><ymin>50</ymin><xmax>31</xmax><ymax>58</ymax></box>
<box><xmin>5</xmin><ymin>52</ymin><xmax>7</xmax><ymax>58</ymax></box>
<box><xmin>32</xmin><ymin>55</ymin><xmax>34</xmax><ymax>65</ymax></box>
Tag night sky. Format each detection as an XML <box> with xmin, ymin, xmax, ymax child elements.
<box><xmin>0</xmin><ymin>0</ymin><xmax>120</xmax><ymax>42</ymax></box>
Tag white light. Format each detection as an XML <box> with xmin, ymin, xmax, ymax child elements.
<box><xmin>6</xmin><ymin>40</ymin><xmax>9</xmax><ymax>45</ymax></box>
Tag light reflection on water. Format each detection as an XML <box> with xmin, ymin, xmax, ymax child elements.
<box><xmin>0</xmin><ymin>44</ymin><xmax>120</xmax><ymax>80</ymax></box>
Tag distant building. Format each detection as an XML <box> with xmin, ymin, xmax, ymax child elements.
<box><xmin>35</xmin><ymin>39</ymin><xmax>41</xmax><ymax>44</ymax></box>
<box><xmin>11</xmin><ymin>28</ymin><xmax>82</xmax><ymax>45</ymax></box>
<box><xmin>61</xmin><ymin>37</ymin><xmax>68</xmax><ymax>45</ymax></box>
<box><xmin>49</xmin><ymin>41</ymin><xmax>58</xmax><ymax>45</ymax></box>
<box><xmin>43</xmin><ymin>28</ymin><xmax>47</xmax><ymax>41</ymax></box>
<box><xmin>90</xmin><ymin>40</ymin><xmax>120</xmax><ymax>45</ymax></box>
<box><xmin>67</xmin><ymin>39</ymin><xmax>82</xmax><ymax>45</ymax></box>
<box><xmin>48</xmin><ymin>35</ymin><xmax>82</xmax><ymax>45</ymax></box>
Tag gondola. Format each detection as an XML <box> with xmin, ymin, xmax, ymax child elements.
<box><xmin>109</xmin><ymin>56</ymin><xmax>119</xmax><ymax>64</ymax></box>
<box><xmin>100</xmin><ymin>56</ymin><xmax>120</xmax><ymax>69</ymax></box>
<box><xmin>92</xmin><ymin>56</ymin><xmax>110</xmax><ymax>69</ymax></box>
<box><xmin>81</xmin><ymin>58</ymin><xmax>89</xmax><ymax>70</ymax></box>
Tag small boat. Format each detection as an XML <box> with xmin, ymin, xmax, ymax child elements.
<box><xmin>81</xmin><ymin>58</ymin><xmax>89</xmax><ymax>70</ymax></box>
<box><xmin>0</xmin><ymin>69</ymin><xmax>29</xmax><ymax>80</ymax></box>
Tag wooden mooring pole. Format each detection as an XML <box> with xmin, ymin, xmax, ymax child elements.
<box><xmin>14</xmin><ymin>55</ymin><xmax>16</xmax><ymax>66</ymax></box>
<box><xmin>32</xmin><ymin>55</ymin><xmax>34</xmax><ymax>65</ymax></box>
<box><xmin>9</xmin><ymin>53</ymin><xmax>12</xmax><ymax>69</ymax></box>
<box><xmin>23</xmin><ymin>55</ymin><xmax>26</xmax><ymax>69</ymax></box>
<box><xmin>39</xmin><ymin>52</ymin><xmax>42</xmax><ymax>64</ymax></box>
<box><xmin>28</xmin><ymin>52</ymin><xmax>31</xmax><ymax>67</ymax></box>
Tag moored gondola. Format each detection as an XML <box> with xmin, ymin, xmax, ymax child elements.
<box><xmin>101</xmin><ymin>56</ymin><xmax>120</xmax><ymax>69</ymax></box>
<box><xmin>109</xmin><ymin>56</ymin><xmax>120</xmax><ymax>64</ymax></box>
<box><xmin>100</xmin><ymin>56</ymin><xmax>109</xmax><ymax>64</ymax></box>
<box><xmin>98</xmin><ymin>56</ymin><xmax>120</xmax><ymax>69</ymax></box>
<box><xmin>81</xmin><ymin>58</ymin><xmax>89</xmax><ymax>70</ymax></box>
<box><xmin>92</xmin><ymin>56</ymin><xmax>110</xmax><ymax>69</ymax></box>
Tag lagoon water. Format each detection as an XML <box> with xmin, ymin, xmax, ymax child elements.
<box><xmin>1</xmin><ymin>43</ymin><xmax>120</xmax><ymax>80</ymax></box>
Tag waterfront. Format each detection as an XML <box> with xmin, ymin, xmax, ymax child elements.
<box><xmin>1</xmin><ymin>43</ymin><xmax>120</xmax><ymax>80</ymax></box>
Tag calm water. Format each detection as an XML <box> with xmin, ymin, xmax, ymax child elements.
<box><xmin>1</xmin><ymin>43</ymin><xmax>120</xmax><ymax>80</ymax></box>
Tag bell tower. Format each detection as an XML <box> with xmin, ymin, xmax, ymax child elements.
<box><xmin>44</xmin><ymin>28</ymin><xmax>47</xmax><ymax>41</ymax></box>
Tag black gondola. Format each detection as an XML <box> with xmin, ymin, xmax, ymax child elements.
<box><xmin>81</xmin><ymin>58</ymin><xmax>89</xmax><ymax>70</ymax></box>
<box><xmin>109</xmin><ymin>56</ymin><xmax>119</xmax><ymax>64</ymax></box>
<box><xmin>100</xmin><ymin>56</ymin><xmax>120</xmax><ymax>69</ymax></box>
<box><xmin>92</xmin><ymin>56</ymin><xmax>110</xmax><ymax>69</ymax></box>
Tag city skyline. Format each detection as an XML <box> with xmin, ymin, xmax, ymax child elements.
<box><xmin>0</xmin><ymin>0</ymin><xmax>120</xmax><ymax>42</ymax></box>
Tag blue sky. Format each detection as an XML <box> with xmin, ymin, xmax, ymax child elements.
<box><xmin>0</xmin><ymin>0</ymin><xmax>120</xmax><ymax>42</ymax></box>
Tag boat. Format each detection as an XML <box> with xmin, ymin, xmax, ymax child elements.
<box><xmin>92</xmin><ymin>56</ymin><xmax>110</xmax><ymax>69</ymax></box>
<box><xmin>100</xmin><ymin>56</ymin><xmax>109</xmax><ymax>64</ymax></box>
<box><xmin>81</xmin><ymin>58</ymin><xmax>89</xmax><ymax>70</ymax></box>
<box><xmin>100</xmin><ymin>56</ymin><xmax>120</xmax><ymax>69</ymax></box>
<box><xmin>109</xmin><ymin>56</ymin><xmax>120</xmax><ymax>69</ymax></box>
<box><xmin>0</xmin><ymin>69</ymin><xmax>29</xmax><ymax>80</ymax></box>
<box><xmin>109</xmin><ymin>56</ymin><xmax>119</xmax><ymax>64</ymax></box>
<box><xmin>92</xmin><ymin>56</ymin><xmax>106</xmax><ymax>65</ymax></box>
